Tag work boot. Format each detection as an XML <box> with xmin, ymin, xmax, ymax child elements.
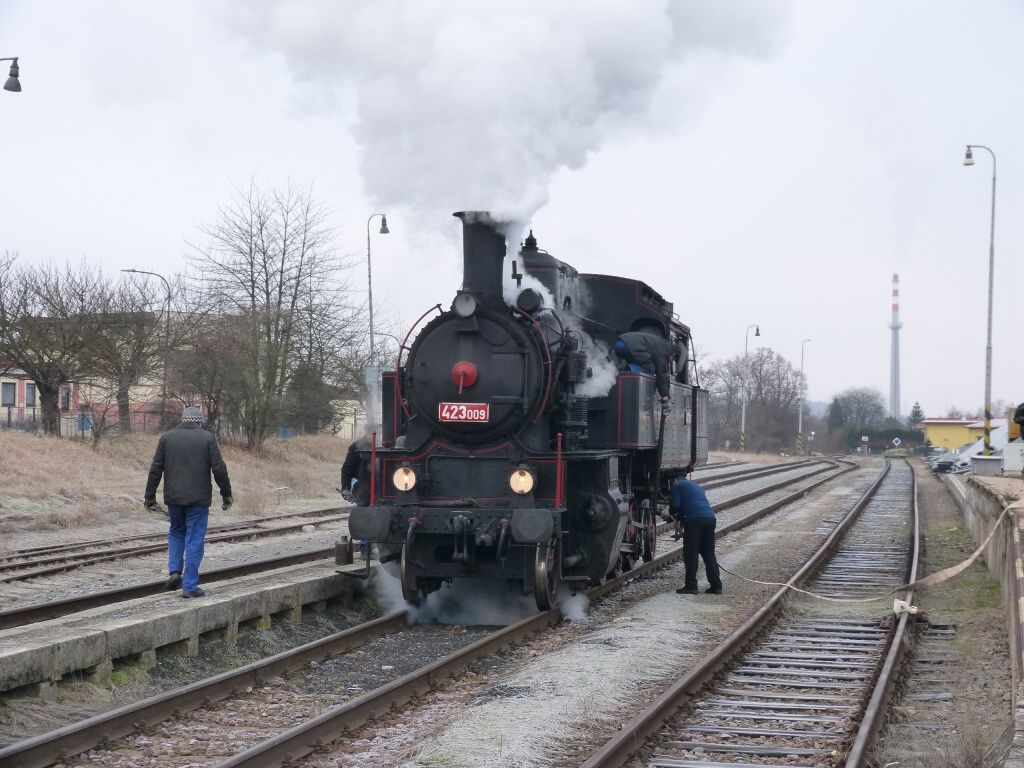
<box><xmin>705</xmin><ymin>586</ymin><xmax>723</xmax><ymax>595</ymax></box>
<box><xmin>165</xmin><ymin>572</ymin><xmax>182</xmax><ymax>591</ymax></box>
<box><xmin>676</xmin><ymin>586</ymin><xmax>699</xmax><ymax>595</ymax></box>
<box><xmin>181</xmin><ymin>588</ymin><xmax>206</xmax><ymax>598</ymax></box>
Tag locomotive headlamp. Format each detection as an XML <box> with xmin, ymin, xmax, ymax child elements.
<box><xmin>453</xmin><ymin>291</ymin><xmax>477</xmax><ymax>318</ymax></box>
<box><xmin>509</xmin><ymin>466</ymin><xmax>535</xmax><ymax>495</ymax></box>
<box><xmin>392</xmin><ymin>466</ymin><xmax>417</xmax><ymax>492</ymax></box>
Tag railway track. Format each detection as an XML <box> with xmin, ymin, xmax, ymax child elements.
<box><xmin>0</xmin><ymin>509</ymin><xmax>349</xmax><ymax>583</ymax></box>
<box><xmin>580</xmin><ymin>458</ymin><xmax>919</xmax><ymax>768</ymax></box>
<box><xmin>0</xmin><ymin>460</ymin><xmax>863</xmax><ymax>767</ymax></box>
<box><xmin>0</xmin><ymin>459</ymin><xmax>843</xmax><ymax>631</ymax></box>
<box><xmin>0</xmin><ymin>507</ymin><xmax>348</xmax><ymax>562</ymax></box>
<box><xmin>694</xmin><ymin>458</ymin><xmax>816</xmax><ymax>488</ymax></box>
<box><xmin>0</xmin><ymin>546</ymin><xmax>336</xmax><ymax>630</ymax></box>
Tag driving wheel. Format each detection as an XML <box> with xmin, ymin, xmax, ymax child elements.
<box><xmin>533</xmin><ymin>537</ymin><xmax>560</xmax><ymax>611</ymax></box>
<box><xmin>642</xmin><ymin>502</ymin><xmax>657</xmax><ymax>562</ymax></box>
<box><xmin>400</xmin><ymin>545</ymin><xmax>421</xmax><ymax>606</ymax></box>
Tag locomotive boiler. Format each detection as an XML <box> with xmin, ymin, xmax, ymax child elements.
<box><xmin>348</xmin><ymin>211</ymin><xmax>708</xmax><ymax>610</ymax></box>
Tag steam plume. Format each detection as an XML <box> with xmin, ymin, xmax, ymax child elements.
<box><xmin>222</xmin><ymin>1</ymin><xmax>787</xmax><ymax>224</ymax></box>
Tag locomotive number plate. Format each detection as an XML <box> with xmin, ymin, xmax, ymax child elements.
<box><xmin>438</xmin><ymin>402</ymin><xmax>490</xmax><ymax>423</ymax></box>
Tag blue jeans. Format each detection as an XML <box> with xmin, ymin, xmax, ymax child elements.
<box><xmin>167</xmin><ymin>505</ymin><xmax>209</xmax><ymax>592</ymax></box>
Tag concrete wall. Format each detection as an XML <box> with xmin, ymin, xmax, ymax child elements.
<box><xmin>944</xmin><ymin>475</ymin><xmax>1024</xmax><ymax>765</ymax></box>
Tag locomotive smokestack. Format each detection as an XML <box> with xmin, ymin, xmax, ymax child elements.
<box><xmin>454</xmin><ymin>211</ymin><xmax>506</xmax><ymax>307</ymax></box>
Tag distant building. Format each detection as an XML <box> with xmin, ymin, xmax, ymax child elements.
<box><xmin>0</xmin><ymin>367</ymin><xmax>79</xmax><ymax>433</ymax></box>
<box><xmin>921</xmin><ymin>416</ymin><xmax>1008</xmax><ymax>451</ymax></box>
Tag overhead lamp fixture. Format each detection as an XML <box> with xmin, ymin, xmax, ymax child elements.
<box><xmin>2</xmin><ymin>58</ymin><xmax>20</xmax><ymax>93</ymax></box>
<box><xmin>754</xmin><ymin>325</ymin><xmax>761</xmax><ymax>337</ymax></box>
<box><xmin>963</xmin><ymin>146</ymin><xmax>974</xmax><ymax>166</ymax></box>
<box><xmin>379</xmin><ymin>215</ymin><xmax>389</xmax><ymax>235</ymax></box>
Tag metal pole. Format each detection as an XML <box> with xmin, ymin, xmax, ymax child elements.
<box><xmin>366</xmin><ymin>217</ymin><xmax>376</xmax><ymax>364</ymax></box>
<box><xmin>798</xmin><ymin>338</ymin><xmax>810</xmax><ymax>455</ymax></box>
<box><xmin>121</xmin><ymin>269</ymin><xmax>172</xmax><ymax>427</ymax></box>
<box><xmin>966</xmin><ymin>145</ymin><xmax>997</xmax><ymax>455</ymax></box>
<box><xmin>739</xmin><ymin>323</ymin><xmax>759</xmax><ymax>452</ymax></box>
<box><xmin>365</xmin><ymin>213</ymin><xmax>387</xmax><ymax>365</ymax></box>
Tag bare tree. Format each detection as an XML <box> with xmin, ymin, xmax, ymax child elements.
<box><xmin>77</xmin><ymin>377</ymin><xmax>119</xmax><ymax>448</ymax></box>
<box><xmin>167</xmin><ymin>315</ymin><xmax>247</xmax><ymax>436</ymax></box>
<box><xmin>745</xmin><ymin>348</ymin><xmax>803</xmax><ymax>452</ymax></box>
<box><xmin>703</xmin><ymin>356</ymin><xmax>745</xmax><ymax>449</ymax></box>
<box><xmin>85</xmin><ymin>277</ymin><xmax>175</xmax><ymax>433</ymax></box>
<box><xmin>0</xmin><ymin>254</ymin><xmax>105</xmax><ymax>435</ymax></box>
<box><xmin>189</xmin><ymin>180</ymin><xmax>356</xmax><ymax>450</ymax></box>
<box><xmin>703</xmin><ymin>348</ymin><xmax>803</xmax><ymax>451</ymax></box>
<box><xmin>836</xmin><ymin>386</ymin><xmax>886</xmax><ymax>431</ymax></box>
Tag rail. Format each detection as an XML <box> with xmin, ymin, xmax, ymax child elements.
<box><xmin>579</xmin><ymin>459</ymin><xmax>907</xmax><ymax>767</ymax></box>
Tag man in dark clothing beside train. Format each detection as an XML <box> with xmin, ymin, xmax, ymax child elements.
<box><xmin>614</xmin><ymin>331</ymin><xmax>688</xmax><ymax>405</ymax></box>
<box><xmin>669</xmin><ymin>477</ymin><xmax>722</xmax><ymax>595</ymax></box>
<box><xmin>341</xmin><ymin>424</ymin><xmax>378</xmax><ymax>560</ymax></box>
<box><xmin>340</xmin><ymin>424</ymin><xmax>376</xmax><ymax>507</ymax></box>
<box><xmin>144</xmin><ymin>405</ymin><xmax>233</xmax><ymax>598</ymax></box>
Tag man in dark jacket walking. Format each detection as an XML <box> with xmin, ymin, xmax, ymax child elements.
<box><xmin>670</xmin><ymin>477</ymin><xmax>722</xmax><ymax>595</ymax></box>
<box><xmin>144</xmin><ymin>405</ymin><xmax>233</xmax><ymax>598</ymax></box>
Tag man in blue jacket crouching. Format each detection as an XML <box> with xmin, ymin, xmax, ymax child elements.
<box><xmin>670</xmin><ymin>477</ymin><xmax>722</xmax><ymax>595</ymax></box>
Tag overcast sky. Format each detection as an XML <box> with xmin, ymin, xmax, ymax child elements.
<box><xmin>2</xmin><ymin>1</ymin><xmax>1022</xmax><ymax>419</ymax></box>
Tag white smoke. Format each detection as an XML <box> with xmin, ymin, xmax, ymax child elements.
<box><xmin>502</xmin><ymin>265</ymin><xmax>554</xmax><ymax>310</ymax></box>
<box><xmin>573</xmin><ymin>330</ymin><xmax>619</xmax><ymax>398</ymax></box>
<box><xmin>221</xmin><ymin>1</ymin><xmax>788</xmax><ymax>224</ymax></box>
<box><xmin>370</xmin><ymin>567</ymin><xmax>590</xmax><ymax>626</ymax></box>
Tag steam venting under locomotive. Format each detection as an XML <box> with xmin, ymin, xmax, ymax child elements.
<box><xmin>348</xmin><ymin>211</ymin><xmax>708</xmax><ymax>610</ymax></box>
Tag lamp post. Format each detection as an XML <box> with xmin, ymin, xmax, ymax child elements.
<box><xmin>797</xmin><ymin>338</ymin><xmax>811</xmax><ymax>454</ymax></box>
<box><xmin>120</xmin><ymin>269</ymin><xmax>172</xmax><ymax>425</ymax></box>
<box><xmin>963</xmin><ymin>144</ymin><xmax>997</xmax><ymax>456</ymax></box>
<box><xmin>739</xmin><ymin>323</ymin><xmax>760</xmax><ymax>452</ymax></box>
<box><xmin>366</xmin><ymin>213</ymin><xmax>390</xmax><ymax>365</ymax></box>
<box><xmin>1</xmin><ymin>58</ymin><xmax>20</xmax><ymax>92</ymax></box>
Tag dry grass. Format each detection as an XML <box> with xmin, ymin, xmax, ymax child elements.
<box><xmin>874</xmin><ymin>724</ymin><xmax>1005</xmax><ymax>768</ymax></box>
<box><xmin>0</xmin><ymin>431</ymin><xmax>349</xmax><ymax>532</ymax></box>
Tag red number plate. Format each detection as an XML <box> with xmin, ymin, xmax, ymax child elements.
<box><xmin>438</xmin><ymin>402</ymin><xmax>490</xmax><ymax>423</ymax></box>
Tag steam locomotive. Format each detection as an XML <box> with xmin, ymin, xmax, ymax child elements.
<box><xmin>348</xmin><ymin>212</ymin><xmax>708</xmax><ymax>610</ymax></box>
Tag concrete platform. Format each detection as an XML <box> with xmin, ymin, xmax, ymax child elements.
<box><xmin>0</xmin><ymin>558</ymin><xmax>374</xmax><ymax>696</ymax></box>
<box><xmin>974</xmin><ymin>474</ymin><xmax>1024</xmax><ymax>502</ymax></box>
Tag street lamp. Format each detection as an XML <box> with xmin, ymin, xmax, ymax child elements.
<box><xmin>797</xmin><ymin>338</ymin><xmax>811</xmax><ymax>454</ymax></box>
<box><xmin>2</xmin><ymin>58</ymin><xmax>20</xmax><ymax>92</ymax></box>
<box><xmin>366</xmin><ymin>213</ymin><xmax>389</xmax><ymax>364</ymax></box>
<box><xmin>120</xmin><ymin>269</ymin><xmax>172</xmax><ymax>426</ymax></box>
<box><xmin>739</xmin><ymin>323</ymin><xmax>760</xmax><ymax>452</ymax></box>
<box><xmin>963</xmin><ymin>144</ymin><xmax>997</xmax><ymax>456</ymax></box>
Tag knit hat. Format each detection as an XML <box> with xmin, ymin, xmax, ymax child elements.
<box><xmin>181</xmin><ymin>405</ymin><xmax>205</xmax><ymax>423</ymax></box>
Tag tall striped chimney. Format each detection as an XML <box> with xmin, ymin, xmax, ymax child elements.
<box><xmin>889</xmin><ymin>273</ymin><xmax>902</xmax><ymax>419</ymax></box>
